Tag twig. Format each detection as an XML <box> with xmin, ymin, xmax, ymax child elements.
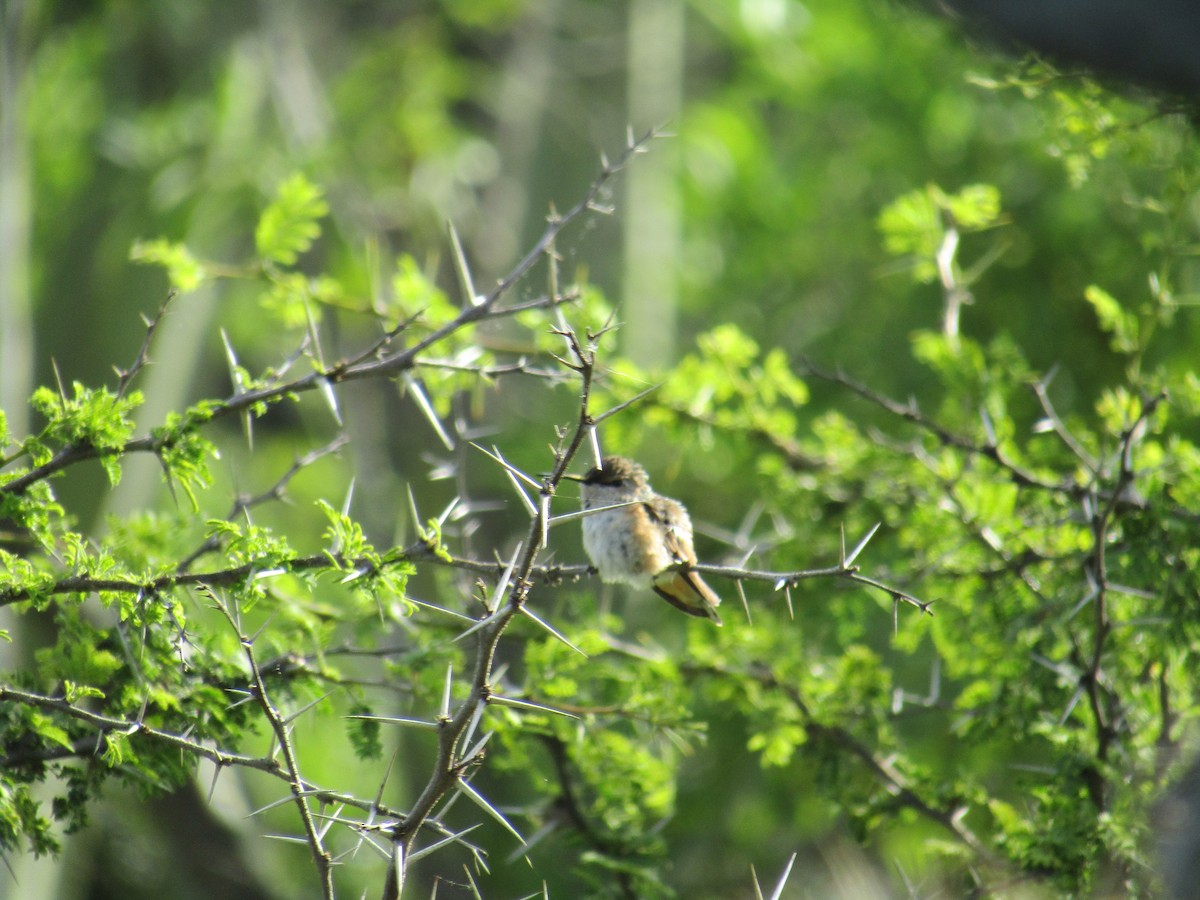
<box><xmin>1076</xmin><ymin>390</ymin><xmax>1165</xmax><ymax>810</ymax></box>
<box><xmin>1</xmin><ymin>542</ymin><xmax>930</xmax><ymax>618</ymax></box>
<box><xmin>0</xmin><ymin>133</ymin><xmax>659</xmax><ymax>500</ymax></box>
<box><xmin>176</xmin><ymin>435</ymin><xmax>349</xmax><ymax>572</ymax></box>
<box><xmin>382</xmin><ymin>311</ymin><xmax>604</xmax><ymax>899</ymax></box>
<box><xmin>1030</xmin><ymin>370</ymin><xmax>1098</xmax><ymax>474</ymax></box>
<box><xmin>208</xmin><ymin>587</ymin><xmax>335</xmax><ymax>898</ymax></box>
<box><xmin>800</xmin><ymin>356</ymin><xmax>1069</xmax><ymax>494</ymax></box>
<box><xmin>116</xmin><ymin>291</ymin><xmax>176</xmax><ymax>399</ymax></box>
<box><xmin>691</xmin><ymin>661</ymin><xmax>995</xmax><ymax>861</ymax></box>
<box><xmin>691</xmin><ymin>560</ymin><xmax>932</xmax><ymax>614</ymax></box>
<box><xmin>0</xmin><ymin>548</ymin><xmax>409</xmax><ymax>608</ymax></box>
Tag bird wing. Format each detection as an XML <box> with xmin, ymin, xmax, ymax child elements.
<box><xmin>652</xmin><ymin>571</ymin><xmax>723</xmax><ymax>624</ymax></box>
<box><xmin>645</xmin><ymin>495</ymin><xmax>723</xmax><ymax>623</ymax></box>
<box><xmin>643</xmin><ymin>496</ymin><xmax>696</xmax><ymax>566</ymax></box>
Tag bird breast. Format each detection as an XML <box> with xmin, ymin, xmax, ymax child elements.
<box><xmin>581</xmin><ymin>490</ymin><xmax>670</xmax><ymax>586</ymax></box>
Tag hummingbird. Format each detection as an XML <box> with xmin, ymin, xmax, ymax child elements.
<box><xmin>568</xmin><ymin>455</ymin><xmax>723</xmax><ymax>625</ymax></box>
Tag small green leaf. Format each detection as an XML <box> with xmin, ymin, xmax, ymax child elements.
<box><xmin>747</xmin><ymin>722</ymin><xmax>807</xmax><ymax>767</ymax></box>
<box><xmin>28</xmin><ymin>712</ymin><xmax>73</xmax><ymax>751</ymax></box>
<box><xmin>392</xmin><ymin>254</ymin><xmax>454</xmax><ymax>322</ymax></box>
<box><xmin>63</xmin><ymin>681</ymin><xmax>105</xmax><ymax>704</ymax></box>
<box><xmin>1084</xmin><ymin>285</ymin><xmax>1139</xmax><ymax>353</ymax></box>
<box><xmin>347</xmin><ymin>704</ymin><xmax>383</xmax><ymax>760</ymax></box>
<box><xmin>153</xmin><ymin>414</ymin><xmax>217</xmax><ymax>510</ymax></box>
<box><xmin>944</xmin><ymin>183</ymin><xmax>1002</xmax><ymax>229</ymax></box>
<box><xmin>100</xmin><ymin>731</ymin><xmax>132</xmax><ymax>767</ymax></box>
<box><xmin>130</xmin><ymin>238</ymin><xmax>206</xmax><ymax>292</ymax></box>
<box><xmin>255</xmin><ymin>173</ymin><xmax>328</xmax><ymax>266</ymax></box>
<box><xmin>877</xmin><ymin>188</ymin><xmax>941</xmax><ymax>282</ymax></box>
<box><xmin>316</xmin><ymin>499</ymin><xmax>373</xmax><ymax>564</ymax></box>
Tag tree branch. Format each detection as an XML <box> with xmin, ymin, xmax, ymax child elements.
<box><xmin>209</xmin><ymin>586</ymin><xmax>335</xmax><ymax>898</ymax></box>
<box><xmin>382</xmin><ymin>321</ymin><xmax>602</xmax><ymax>899</ymax></box>
<box><xmin>0</xmin><ymin>132</ymin><xmax>659</xmax><ymax>501</ymax></box>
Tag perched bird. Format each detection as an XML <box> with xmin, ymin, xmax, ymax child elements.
<box><xmin>569</xmin><ymin>455</ymin><xmax>723</xmax><ymax>625</ymax></box>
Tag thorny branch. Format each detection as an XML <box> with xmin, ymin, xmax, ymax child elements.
<box><xmin>692</xmin><ymin>560</ymin><xmax>932</xmax><ymax>614</ymax></box>
<box><xmin>811</xmin><ymin>327</ymin><xmax>1172</xmax><ymax>824</ymax></box>
<box><xmin>0</xmin><ymin>547</ymin><xmax>421</xmax><ymax>609</ymax></box>
<box><xmin>381</xmin><ymin>320</ymin><xmax>601</xmax><ymax>899</ymax></box>
<box><xmin>0</xmin><ymin>131</ymin><xmax>659</xmax><ymax>499</ymax></box>
<box><xmin>1074</xmin><ymin>390</ymin><xmax>1165</xmax><ymax>811</ymax></box>
<box><xmin>0</xmin><ymin>684</ymin><xmax>407</xmax><ymax>821</ymax></box>
<box><xmin>209</xmin><ymin>586</ymin><xmax>335</xmax><ymax>898</ymax></box>
<box><xmin>116</xmin><ymin>290</ymin><xmax>176</xmax><ymax>400</ymax></box>
<box><xmin>0</xmin><ymin>544</ymin><xmax>928</xmax><ymax>618</ymax></box>
<box><xmin>799</xmin><ymin>356</ymin><xmax>1065</xmax><ymax>494</ymax></box>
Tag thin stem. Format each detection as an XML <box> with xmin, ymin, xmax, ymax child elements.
<box><xmin>210</xmin><ymin>589</ymin><xmax>334</xmax><ymax>898</ymax></box>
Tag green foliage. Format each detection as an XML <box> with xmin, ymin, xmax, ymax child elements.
<box><xmin>346</xmin><ymin>704</ymin><xmax>384</xmax><ymax>761</ymax></box>
<box><xmin>10</xmin><ymin>3</ymin><xmax>1200</xmax><ymax>899</ymax></box>
<box><xmin>255</xmin><ymin>173</ymin><xmax>329</xmax><ymax>267</ymax></box>
<box><xmin>0</xmin><ymin>782</ymin><xmax>57</xmax><ymax>857</ymax></box>
<box><xmin>392</xmin><ymin>254</ymin><xmax>454</xmax><ymax>323</ymax></box>
<box><xmin>593</xmin><ymin>138</ymin><xmax>1197</xmax><ymax>895</ymax></box>
<box><xmin>130</xmin><ymin>239</ymin><xmax>207</xmax><ymax>293</ymax></box>
<box><xmin>598</xmin><ymin>323</ymin><xmax>810</xmax><ymax>459</ymax></box>
<box><xmin>317</xmin><ymin>499</ymin><xmax>374</xmax><ymax>563</ymax></box>
<box><xmin>1085</xmin><ymin>285</ymin><xmax>1140</xmax><ymax>354</ymax></box>
<box><xmin>29</xmin><ymin>382</ymin><xmax>142</xmax><ymax>485</ymax></box>
<box><xmin>151</xmin><ymin>411</ymin><xmax>218</xmax><ymax>509</ymax></box>
<box><xmin>878</xmin><ymin>183</ymin><xmax>1003</xmax><ymax>283</ymax></box>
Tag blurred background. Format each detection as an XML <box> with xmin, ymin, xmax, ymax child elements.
<box><xmin>2</xmin><ymin>0</ymin><xmax>1199</xmax><ymax>897</ymax></box>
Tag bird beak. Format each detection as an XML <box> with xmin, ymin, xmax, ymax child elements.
<box><xmin>559</xmin><ymin>473</ymin><xmax>585</xmax><ymax>482</ymax></box>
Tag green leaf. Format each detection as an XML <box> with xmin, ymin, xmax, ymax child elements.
<box><xmin>347</xmin><ymin>704</ymin><xmax>383</xmax><ymax>760</ymax></box>
<box><xmin>747</xmin><ymin>722</ymin><xmax>807</xmax><ymax>767</ymax></box>
<box><xmin>31</xmin><ymin>382</ymin><xmax>142</xmax><ymax>452</ymax></box>
<box><xmin>255</xmin><ymin>173</ymin><xmax>328</xmax><ymax>266</ymax></box>
<box><xmin>877</xmin><ymin>187</ymin><xmax>941</xmax><ymax>281</ymax></box>
<box><xmin>1084</xmin><ymin>285</ymin><xmax>1139</xmax><ymax>353</ymax></box>
<box><xmin>316</xmin><ymin>499</ymin><xmax>373</xmax><ymax>564</ymax></box>
<box><xmin>28</xmin><ymin>383</ymin><xmax>143</xmax><ymax>484</ymax></box>
<box><xmin>152</xmin><ymin>413</ymin><xmax>217</xmax><ymax>510</ymax></box>
<box><xmin>878</xmin><ymin>183</ymin><xmax>1003</xmax><ymax>283</ymax></box>
<box><xmin>0</xmin><ymin>781</ymin><xmax>58</xmax><ymax>856</ymax></box>
<box><xmin>392</xmin><ymin>254</ymin><xmax>454</xmax><ymax>322</ymax></box>
<box><xmin>943</xmin><ymin>183</ymin><xmax>1002</xmax><ymax>229</ymax></box>
<box><xmin>28</xmin><ymin>712</ymin><xmax>73</xmax><ymax>751</ymax></box>
<box><xmin>130</xmin><ymin>238</ymin><xmax>206</xmax><ymax>292</ymax></box>
<box><xmin>259</xmin><ymin>271</ymin><xmax>345</xmax><ymax>328</ymax></box>
<box><xmin>100</xmin><ymin>731</ymin><xmax>132</xmax><ymax>767</ymax></box>
<box><xmin>63</xmin><ymin>681</ymin><xmax>105</xmax><ymax>704</ymax></box>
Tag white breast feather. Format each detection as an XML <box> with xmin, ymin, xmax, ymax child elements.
<box><xmin>582</xmin><ymin>506</ymin><xmax>653</xmax><ymax>587</ymax></box>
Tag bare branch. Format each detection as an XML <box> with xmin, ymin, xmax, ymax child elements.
<box><xmin>383</xmin><ymin>293</ymin><xmax>606</xmax><ymax>899</ymax></box>
<box><xmin>208</xmin><ymin>586</ymin><xmax>335</xmax><ymax>898</ymax></box>
<box><xmin>115</xmin><ymin>291</ymin><xmax>176</xmax><ymax>399</ymax></box>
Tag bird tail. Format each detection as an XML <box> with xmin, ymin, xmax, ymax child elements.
<box><xmin>652</xmin><ymin>568</ymin><xmax>723</xmax><ymax>625</ymax></box>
